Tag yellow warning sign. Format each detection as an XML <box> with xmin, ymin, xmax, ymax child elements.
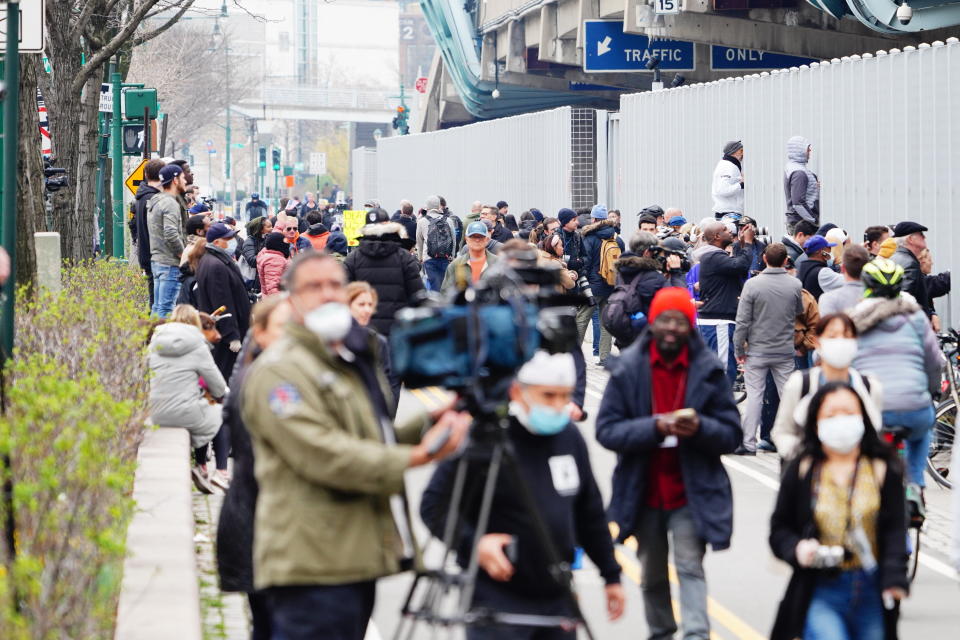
<box><xmin>343</xmin><ymin>210</ymin><xmax>368</xmax><ymax>247</ymax></box>
<box><xmin>124</xmin><ymin>159</ymin><xmax>149</xmax><ymax>196</ymax></box>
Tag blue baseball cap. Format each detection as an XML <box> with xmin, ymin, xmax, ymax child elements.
<box><xmin>189</xmin><ymin>202</ymin><xmax>210</xmax><ymax>214</ymax></box>
<box><xmin>466</xmin><ymin>221</ymin><xmax>488</xmax><ymax>237</ymax></box>
<box><xmin>206</xmin><ymin>222</ymin><xmax>238</xmax><ymax>243</ymax></box>
<box><xmin>668</xmin><ymin>216</ymin><xmax>687</xmax><ymax>226</ymax></box>
<box><xmin>803</xmin><ymin>235</ymin><xmax>836</xmax><ymax>254</ymax></box>
<box><xmin>591</xmin><ymin>204</ymin><xmax>608</xmax><ymax>220</ymax></box>
<box><xmin>159</xmin><ymin>164</ymin><xmax>183</xmax><ymax>186</ymax></box>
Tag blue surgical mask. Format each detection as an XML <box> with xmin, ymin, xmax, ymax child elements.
<box><xmin>225</xmin><ymin>238</ymin><xmax>238</xmax><ymax>254</ymax></box>
<box><xmin>509</xmin><ymin>396</ymin><xmax>570</xmax><ymax>436</ymax></box>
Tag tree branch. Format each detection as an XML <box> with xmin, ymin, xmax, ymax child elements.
<box><xmin>71</xmin><ymin>0</ymin><xmax>103</xmax><ymax>42</ymax></box>
<box><xmin>131</xmin><ymin>1</ymin><xmax>197</xmax><ymax>47</ymax></box>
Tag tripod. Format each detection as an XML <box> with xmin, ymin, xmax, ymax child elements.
<box><xmin>393</xmin><ymin>405</ymin><xmax>596</xmax><ymax>640</ymax></box>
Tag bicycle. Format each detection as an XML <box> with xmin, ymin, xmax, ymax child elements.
<box><xmin>733</xmin><ymin>365</ymin><xmax>746</xmax><ymax>405</ymax></box>
<box><xmin>881</xmin><ymin>425</ymin><xmax>923</xmax><ymax>584</ymax></box>
<box><xmin>928</xmin><ymin>330</ymin><xmax>959</xmax><ymax>489</ymax></box>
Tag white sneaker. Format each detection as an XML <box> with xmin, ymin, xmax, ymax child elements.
<box><xmin>191</xmin><ymin>466</ymin><xmax>215</xmax><ymax>494</ymax></box>
<box><xmin>210</xmin><ymin>470</ymin><xmax>231</xmax><ymax>491</ymax></box>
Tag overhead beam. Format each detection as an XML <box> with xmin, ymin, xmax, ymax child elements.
<box><xmin>538</xmin><ymin>3</ymin><xmax>579</xmax><ymax>65</ymax></box>
<box><xmin>506</xmin><ymin>19</ymin><xmax>527</xmax><ymax>73</ymax></box>
<box><xmin>232</xmin><ymin>105</ymin><xmax>393</xmax><ymax>124</ymax></box>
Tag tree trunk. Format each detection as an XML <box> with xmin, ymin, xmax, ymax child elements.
<box><xmin>74</xmin><ymin>73</ymin><xmax>102</xmax><ymax>260</ymax></box>
<box><xmin>15</xmin><ymin>55</ymin><xmax>42</xmax><ymax>289</ymax></box>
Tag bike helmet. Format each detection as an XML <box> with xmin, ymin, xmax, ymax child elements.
<box><xmin>861</xmin><ymin>257</ymin><xmax>904</xmax><ymax>299</ymax></box>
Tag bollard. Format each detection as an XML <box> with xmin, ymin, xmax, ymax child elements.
<box><xmin>34</xmin><ymin>232</ymin><xmax>62</xmax><ymax>293</ymax></box>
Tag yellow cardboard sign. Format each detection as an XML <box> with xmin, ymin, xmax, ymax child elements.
<box><xmin>124</xmin><ymin>159</ymin><xmax>149</xmax><ymax>196</ymax></box>
<box><xmin>343</xmin><ymin>210</ymin><xmax>367</xmax><ymax>247</ymax></box>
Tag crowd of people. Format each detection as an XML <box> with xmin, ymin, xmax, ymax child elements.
<box><xmin>131</xmin><ymin>143</ymin><xmax>960</xmax><ymax>640</ymax></box>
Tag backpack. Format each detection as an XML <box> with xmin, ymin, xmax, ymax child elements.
<box><xmin>598</xmin><ymin>237</ymin><xmax>622</xmax><ymax>285</ymax></box>
<box><xmin>602</xmin><ymin>273</ymin><xmax>655</xmax><ymax>348</ymax></box>
<box><xmin>426</xmin><ymin>215</ymin><xmax>455</xmax><ymax>260</ymax></box>
<box><xmin>446</xmin><ymin>212</ymin><xmax>464</xmax><ymax>249</ymax></box>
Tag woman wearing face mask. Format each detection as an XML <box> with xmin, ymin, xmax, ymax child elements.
<box><xmin>256</xmin><ymin>231</ymin><xmax>291</xmax><ymax>296</ymax></box>
<box><xmin>773</xmin><ymin>313</ymin><xmax>883</xmax><ymax>461</ymax></box>
<box><xmin>769</xmin><ymin>382</ymin><xmax>907</xmax><ymax>640</ymax></box>
<box><xmin>346</xmin><ymin>281</ymin><xmax>400</xmax><ymax>418</ymax></box>
<box><xmin>217</xmin><ymin>295</ymin><xmax>292</xmax><ymax>640</ymax></box>
<box><xmin>420</xmin><ymin>351</ymin><xmax>626</xmax><ymax>637</ymax></box>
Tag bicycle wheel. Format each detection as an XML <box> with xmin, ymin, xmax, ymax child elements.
<box><xmin>907</xmin><ymin>524</ymin><xmax>921</xmax><ymax>584</ymax></box>
<box><xmin>927</xmin><ymin>399</ymin><xmax>955</xmax><ymax>489</ymax></box>
<box><xmin>733</xmin><ymin>369</ymin><xmax>747</xmax><ymax>405</ymax></box>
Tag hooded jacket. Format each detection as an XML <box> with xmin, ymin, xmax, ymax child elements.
<box><xmin>344</xmin><ymin>222</ymin><xmax>425</xmax><ymax>336</ymax></box>
<box><xmin>148</xmin><ymin>322</ymin><xmax>226</xmax><ymax>447</ymax></box>
<box><xmin>257</xmin><ymin>248</ymin><xmax>290</xmax><ymax>296</ymax></box>
<box><xmin>850</xmin><ymin>294</ymin><xmax>944</xmax><ymax>412</ymax></box>
<box><xmin>581</xmin><ymin>220</ymin><xmax>625</xmax><ymax>299</ymax></box>
<box><xmin>784</xmin><ymin>136</ymin><xmax>820</xmax><ymax>226</ymax></box>
<box><xmin>133</xmin><ymin>182</ymin><xmax>160</xmax><ymax>271</ymax></box>
<box><xmin>305</xmin><ymin>224</ymin><xmax>331</xmax><ymax>251</ymax></box>
<box><xmin>711</xmin><ymin>156</ymin><xmax>744</xmax><ymax>214</ymax></box>
<box><xmin>596</xmin><ymin>330</ymin><xmax>742</xmax><ymax>549</ymax></box>
<box><xmin>146</xmin><ymin>191</ymin><xmax>187</xmax><ymax>267</ymax></box>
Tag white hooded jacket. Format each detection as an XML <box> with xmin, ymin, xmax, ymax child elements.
<box><xmin>711</xmin><ymin>157</ymin><xmax>744</xmax><ymax>214</ymax></box>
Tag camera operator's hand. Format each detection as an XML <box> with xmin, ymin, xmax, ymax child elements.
<box><xmin>665</xmin><ymin>254</ymin><xmax>682</xmax><ymax>271</ymax></box>
<box><xmin>478</xmin><ymin>533</ymin><xmax>515</xmax><ymax>582</ymax></box>
<box><xmin>739</xmin><ymin>224</ymin><xmax>756</xmax><ymax>245</ymax></box>
<box><xmin>410</xmin><ymin>410</ymin><xmax>471</xmax><ymax>467</ymax></box>
<box><xmin>605</xmin><ymin>583</ymin><xmax>626</xmax><ymax>621</ymax></box>
<box><xmin>795</xmin><ymin>538</ymin><xmax>820</xmax><ymax>568</ymax></box>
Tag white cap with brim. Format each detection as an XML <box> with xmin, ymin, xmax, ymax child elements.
<box><xmin>517</xmin><ymin>351</ymin><xmax>576</xmax><ymax>388</ymax></box>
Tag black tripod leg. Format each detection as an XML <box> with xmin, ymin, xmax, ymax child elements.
<box><xmin>498</xmin><ymin>443</ymin><xmax>596</xmax><ymax>640</ymax></box>
<box><xmin>458</xmin><ymin>443</ymin><xmax>504</xmax><ymax>617</ymax></box>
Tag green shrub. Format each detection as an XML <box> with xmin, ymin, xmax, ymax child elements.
<box><xmin>0</xmin><ymin>260</ymin><xmax>151</xmax><ymax>638</ymax></box>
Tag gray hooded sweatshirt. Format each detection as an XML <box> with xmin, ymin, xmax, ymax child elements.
<box><xmin>784</xmin><ymin>136</ymin><xmax>820</xmax><ymax>226</ymax></box>
<box><xmin>148</xmin><ymin>322</ymin><xmax>226</xmax><ymax>447</ymax></box>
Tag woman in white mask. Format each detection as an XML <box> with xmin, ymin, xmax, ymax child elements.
<box><xmin>769</xmin><ymin>382</ymin><xmax>907</xmax><ymax>640</ymax></box>
<box><xmin>772</xmin><ymin>313</ymin><xmax>883</xmax><ymax>461</ymax></box>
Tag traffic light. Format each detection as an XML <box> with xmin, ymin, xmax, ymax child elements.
<box><xmin>258</xmin><ymin>147</ymin><xmax>266</xmax><ymax>168</ymax></box>
<box><xmin>392</xmin><ymin>106</ymin><xmax>409</xmax><ymax>135</ymax></box>
<box><xmin>271</xmin><ymin>149</ymin><xmax>281</xmax><ymax>171</ymax></box>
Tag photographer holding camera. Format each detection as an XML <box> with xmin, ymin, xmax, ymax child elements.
<box><xmin>420</xmin><ymin>351</ymin><xmax>625</xmax><ymax>639</ymax></box>
<box><xmin>769</xmin><ymin>382</ymin><xmax>907</xmax><ymax>640</ymax></box>
<box><xmin>602</xmin><ymin>232</ymin><xmax>686</xmax><ymax>350</ymax></box>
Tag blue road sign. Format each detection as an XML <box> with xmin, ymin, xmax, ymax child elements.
<box><xmin>711</xmin><ymin>46</ymin><xmax>818</xmax><ymax>71</ymax></box>
<box><xmin>583</xmin><ymin>21</ymin><xmax>694</xmax><ymax>73</ymax></box>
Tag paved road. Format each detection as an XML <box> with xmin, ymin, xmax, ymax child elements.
<box><xmin>370</xmin><ymin>359</ymin><xmax>960</xmax><ymax>639</ymax></box>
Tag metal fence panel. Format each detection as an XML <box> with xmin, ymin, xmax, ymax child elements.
<box><xmin>617</xmin><ymin>39</ymin><xmax>960</xmax><ymax>320</ymax></box>
<box><xmin>376</xmin><ymin>107</ymin><xmax>573</xmax><ymax>219</ymax></box>
<box><xmin>351</xmin><ymin>147</ymin><xmax>378</xmax><ymax>211</ymax></box>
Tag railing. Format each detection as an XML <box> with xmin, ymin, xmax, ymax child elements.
<box><xmin>241</xmin><ymin>86</ymin><xmax>396</xmax><ymax>110</ymax></box>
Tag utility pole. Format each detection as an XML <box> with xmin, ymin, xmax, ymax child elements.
<box><xmin>110</xmin><ymin>59</ymin><xmax>124</xmax><ymax>259</ymax></box>
<box><xmin>224</xmin><ymin>36</ymin><xmax>233</xmax><ymax>212</ymax></box>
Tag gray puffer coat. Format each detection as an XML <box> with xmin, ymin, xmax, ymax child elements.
<box><xmin>148</xmin><ymin>322</ymin><xmax>226</xmax><ymax>447</ymax></box>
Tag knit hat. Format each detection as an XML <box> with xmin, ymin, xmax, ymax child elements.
<box><xmin>878</xmin><ymin>237</ymin><xmax>898</xmax><ymax>259</ymax></box>
<box><xmin>723</xmin><ymin>140</ymin><xmax>743</xmax><ymax>155</ymax></box>
<box><xmin>517</xmin><ymin>351</ymin><xmax>575</xmax><ymax>388</ymax></box>
<box><xmin>557</xmin><ymin>208</ymin><xmax>577</xmax><ymax>226</ymax></box>
<box><xmin>591</xmin><ymin>204</ymin><xmax>608</xmax><ymax>220</ymax></box>
<box><xmin>264</xmin><ymin>231</ymin><xmax>289</xmax><ymax>256</ymax></box>
<box><xmin>425</xmin><ymin>195</ymin><xmax>441</xmax><ymax>211</ymax></box>
<box><xmin>648</xmin><ymin>287</ymin><xmax>696</xmax><ymax>327</ymax></box>
<box><xmin>529</xmin><ymin>208</ymin><xmax>544</xmax><ymax>223</ymax></box>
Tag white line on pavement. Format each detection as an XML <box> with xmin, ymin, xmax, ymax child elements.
<box><xmin>723</xmin><ymin>457</ymin><xmax>960</xmax><ymax>582</ymax></box>
<box><xmin>365</xmin><ymin>622</ymin><xmax>383</xmax><ymax>640</ymax></box>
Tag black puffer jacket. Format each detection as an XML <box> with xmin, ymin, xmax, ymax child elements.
<box><xmin>344</xmin><ymin>222</ymin><xmax>425</xmax><ymax>336</ymax></box>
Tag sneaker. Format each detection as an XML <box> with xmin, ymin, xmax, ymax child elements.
<box><xmin>191</xmin><ymin>466</ymin><xmax>215</xmax><ymax>494</ymax></box>
<box><xmin>733</xmin><ymin>446</ymin><xmax>756</xmax><ymax>456</ymax></box>
<box><xmin>758</xmin><ymin>439</ymin><xmax>778</xmax><ymax>453</ymax></box>
<box><xmin>594</xmin><ymin>356</ymin><xmax>602</xmax><ymax>365</ymax></box>
<box><xmin>210</xmin><ymin>470</ymin><xmax>231</xmax><ymax>491</ymax></box>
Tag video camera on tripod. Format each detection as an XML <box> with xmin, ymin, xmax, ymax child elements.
<box><xmin>389</xmin><ymin>256</ymin><xmax>599</xmax><ymax>638</ymax></box>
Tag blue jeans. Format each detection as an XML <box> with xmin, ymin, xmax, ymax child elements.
<box><xmin>151</xmin><ymin>262</ymin><xmax>181</xmax><ymax>318</ymax></box>
<box><xmin>804</xmin><ymin>569</ymin><xmax>884</xmax><ymax>640</ymax></box>
<box><xmin>882</xmin><ymin>405</ymin><xmax>935</xmax><ymax>487</ymax></box>
<box><xmin>266</xmin><ymin>581</ymin><xmax>375</xmax><ymax>640</ymax></box>
<box><xmin>423</xmin><ymin>257</ymin><xmax>449</xmax><ymax>292</ymax></box>
<box><xmin>591</xmin><ymin>306</ymin><xmax>601</xmax><ymax>356</ymax></box>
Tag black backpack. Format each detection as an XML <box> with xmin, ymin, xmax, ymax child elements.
<box><xmin>446</xmin><ymin>212</ymin><xmax>464</xmax><ymax>249</ymax></box>
<box><xmin>426</xmin><ymin>215</ymin><xmax>455</xmax><ymax>259</ymax></box>
<box><xmin>602</xmin><ymin>273</ymin><xmax>656</xmax><ymax>348</ymax></box>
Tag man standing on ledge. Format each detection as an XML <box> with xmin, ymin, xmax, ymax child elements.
<box><xmin>711</xmin><ymin>141</ymin><xmax>744</xmax><ymax>220</ymax></box>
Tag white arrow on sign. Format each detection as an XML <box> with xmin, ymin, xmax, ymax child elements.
<box><xmin>598</xmin><ymin>36</ymin><xmax>612</xmax><ymax>57</ymax></box>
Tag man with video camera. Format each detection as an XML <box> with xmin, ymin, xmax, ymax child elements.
<box><xmin>420</xmin><ymin>351</ymin><xmax>626</xmax><ymax>639</ymax></box>
<box><xmin>241</xmin><ymin>252</ymin><xmax>472</xmax><ymax>640</ymax></box>
<box><xmin>602</xmin><ymin>232</ymin><xmax>687</xmax><ymax>351</ymax></box>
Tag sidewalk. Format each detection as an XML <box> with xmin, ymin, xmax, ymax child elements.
<box><xmin>193</xmin><ymin>490</ymin><xmax>251</xmax><ymax>640</ymax></box>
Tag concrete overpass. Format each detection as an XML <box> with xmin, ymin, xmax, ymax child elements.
<box><xmin>232</xmin><ymin>86</ymin><xmax>397</xmax><ymax>123</ymax></box>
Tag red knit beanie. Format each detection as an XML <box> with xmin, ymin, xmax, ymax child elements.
<box><xmin>648</xmin><ymin>287</ymin><xmax>696</xmax><ymax>327</ymax></box>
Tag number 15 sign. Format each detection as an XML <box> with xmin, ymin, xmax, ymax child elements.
<box><xmin>654</xmin><ymin>0</ymin><xmax>681</xmax><ymax>14</ymax></box>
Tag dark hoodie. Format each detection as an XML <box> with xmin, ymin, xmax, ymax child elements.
<box><xmin>326</xmin><ymin>231</ymin><xmax>348</xmax><ymax>256</ymax></box>
<box><xmin>133</xmin><ymin>182</ymin><xmax>161</xmax><ymax>271</ymax></box>
<box><xmin>581</xmin><ymin>220</ymin><xmax>624</xmax><ymax>299</ymax></box>
<box><xmin>604</xmin><ymin>254</ymin><xmax>673</xmax><ymax>348</ymax></box>
<box><xmin>343</xmin><ymin>222</ymin><xmax>424</xmax><ymax>336</ymax></box>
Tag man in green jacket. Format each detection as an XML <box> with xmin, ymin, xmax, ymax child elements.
<box><xmin>242</xmin><ymin>252</ymin><xmax>470</xmax><ymax>640</ymax></box>
<box><xmin>441</xmin><ymin>221</ymin><xmax>499</xmax><ymax>294</ymax></box>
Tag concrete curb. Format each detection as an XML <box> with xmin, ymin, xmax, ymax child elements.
<box><xmin>115</xmin><ymin>427</ymin><xmax>202</xmax><ymax>640</ymax></box>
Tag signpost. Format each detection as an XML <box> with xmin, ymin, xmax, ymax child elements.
<box><xmin>99</xmin><ymin>83</ymin><xmax>113</xmax><ymax>113</ymax></box>
<box><xmin>124</xmin><ymin>158</ymin><xmax>148</xmax><ymax>197</ymax></box>
<box><xmin>583</xmin><ymin>21</ymin><xmax>694</xmax><ymax>73</ymax></box>
<box><xmin>0</xmin><ymin>0</ymin><xmax>45</xmax><ymax>52</ymax></box>
<box><xmin>415</xmin><ymin>76</ymin><xmax>428</xmax><ymax>93</ymax></box>
<box><xmin>710</xmin><ymin>46</ymin><xmax>818</xmax><ymax>70</ymax></box>
<box><xmin>309</xmin><ymin>151</ymin><xmax>326</xmax><ymax>176</ymax></box>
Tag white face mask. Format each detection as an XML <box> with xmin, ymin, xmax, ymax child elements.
<box><xmin>225</xmin><ymin>238</ymin><xmax>238</xmax><ymax>254</ymax></box>
<box><xmin>817</xmin><ymin>338</ymin><xmax>858</xmax><ymax>369</ymax></box>
<box><xmin>303</xmin><ymin>302</ymin><xmax>353</xmax><ymax>344</ymax></box>
<box><xmin>818</xmin><ymin>414</ymin><xmax>865</xmax><ymax>454</ymax></box>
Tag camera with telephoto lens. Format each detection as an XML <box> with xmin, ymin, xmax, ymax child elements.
<box><xmin>811</xmin><ymin>545</ymin><xmax>846</xmax><ymax>569</ymax></box>
<box><xmin>649</xmin><ymin>245</ymin><xmax>691</xmax><ymax>273</ymax></box>
<box><xmin>722</xmin><ymin>213</ymin><xmax>772</xmax><ymax>246</ymax></box>
<box><xmin>390</xmin><ymin>254</ymin><xmax>585</xmax><ymax>392</ymax></box>
<box><xmin>576</xmin><ymin>274</ymin><xmax>596</xmax><ymax>306</ymax></box>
